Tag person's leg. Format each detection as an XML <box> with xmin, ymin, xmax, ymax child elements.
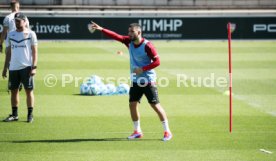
<box><xmin>128</xmin><ymin>83</ymin><xmax>143</xmax><ymax>139</ymax></box>
<box><xmin>150</xmin><ymin>103</ymin><xmax>167</xmax><ymax>121</ymax></box>
<box><xmin>129</xmin><ymin>101</ymin><xmax>139</xmax><ymax>121</ymax></box>
<box><xmin>129</xmin><ymin>101</ymin><xmax>141</xmax><ymax>132</ymax></box>
<box><xmin>10</xmin><ymin>68</ymin><xmax>20</xmax><ymax>117</ymax></box>
<box><xmin>25</xmin><ymin>89</ymin><xmax>34</xmax><ymax>118</ymax></box>
<box><xmin>150</xmin><ymin>104</ymin><xmax>173</xmax><ymax>141</ymax></box>
<box><xmin>145</xmin><ymin>84</ymin><xmax>172</xmax><ymax>141</ymax></box>
<box><xmin>21</xmin><ymin>67</ymin><xmax>34</xmax><ymax>123</ymax></box>
<box><xmin>25</xmin><ymin>89</ymin><xmax>34</xmax><ymax>108</ymax></box>
<box><xmin>3</xmin><ymin>70</ymin><xmax>20</xmax><ymax>122</ymax></box>
<box><xmin>11</xmin><ymin>89</ymin><xmax>20</xmax><ymax>116</ymax></box>
<box><xmin>150</xmin><ymin>103</ymin><xmax>171</xmax><ymax>133</ymax></box>
<box><xmin>144</xmin><ymin>84</ymin><xmax>169</xmax><ymax>122</ymax></box>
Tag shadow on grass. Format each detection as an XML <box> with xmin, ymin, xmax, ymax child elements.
<box><xmin>72</xmin><ymin>94</ymin><xmax>95</xmax><ymax>96</ymax></box>
<box><xmin>72</xmin><ymin>94</ymin><xmax>125</xmax><ymax>97</ymax></box>
<box><xmin>11</xmin><ymin>138</ymin><xmax>159</xmax><ymax>143</ymax></box>
<box><xmin>72</xmin><ymin>93</ymin><xmax>90</xmax><ymax>96</ymax></box>
<box><xmin>72</xmin><ymin>94</ymin><xmax>107</xmax><ymax>97</ymax></box>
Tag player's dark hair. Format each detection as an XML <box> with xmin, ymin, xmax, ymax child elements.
<box><xmin>129</xmin><ymin>23</ymin><xmax>141</xmax><ymax>30</ymax></box>
<box><xmin>10</xmin><ymin>0</ymin><xmax>19</xmax><ymax>8</ymax></box>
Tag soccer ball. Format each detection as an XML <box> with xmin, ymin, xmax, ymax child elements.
<box><xmin>80</xmin><ymin>83</ymin><xmax>90</xmax><ymax>95</ymax></box>
<box><xmin>88</xmin><ymin>75</ymin><xmax>103</xmax><ymax>85</ymax></box>
<box><xmin>116</xmin><ymin>83</ymin><xmax>130</xmax><ymax>95</ymax></box>
<box><xmin>105</xmin><ymin>84</ymin><xmax>117</xmax><ymax>95</ymax></box>
<box><xmin>88</xmin><ymin>84</ymin><xmax>101</xmax><ymax>95</ymax></box>
<box><xmin>98</xmin><ymin>84</ymin><xmax>108</xmax><ymax>95</ymax></box>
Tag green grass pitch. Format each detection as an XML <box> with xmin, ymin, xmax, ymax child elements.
<box><xmin>0</xmin><ymin>40</ymin><xmax>275</xmax><ymax>161</ymax></box>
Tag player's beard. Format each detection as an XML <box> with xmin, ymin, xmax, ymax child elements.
<box><xmin>130</xmin><ymin>36</ymin><xmax>138</xmax><ymax>42</ymax></box>
<box><xmin>16</xmin><ymin>23</ymin><xmax>23</xmax><ymax>30</ymax></box>
<box><xmin>17</xmin><ymin>26</ymin><xmax>23</xmax><ymax>30</ymax></box>
<box><xmin>16</xmin><ymin>20</ymin><xmax>27</xmax><ymax>31</ymax></box>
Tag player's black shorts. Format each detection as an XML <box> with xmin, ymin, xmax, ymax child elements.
<box><xmin>129</xmin><ymin>82</ymin><xmax>160</xmax><ymax>104</ymax></box>
<box><xmin>8</xmin><ymin>66</ymin><xmax>34</xmax><ymax>90</ymax></box>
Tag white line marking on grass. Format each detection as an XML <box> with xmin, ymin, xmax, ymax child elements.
<box><xmin>248</xmin><ymin>102</ymin><xmax>261</xmax><ymax>108</ymax></box>
<box><xmin>268</xmin><ymin>111</ymin><xmax>276</xmax><ymax>117</ymax></box>
<box><xmin>260</xmin><ymin>149</ymin><xmax>273</xmax><ymax>154</ymax></box>
<box><xmin>235</xmin><ymin>95</ymin><xmax>276</xmax><ymax>117</ymax></box>
<box><xmin>161</xmin><ymin>69</ymin><xmax>276</xmax><ymax>117</ymax></box>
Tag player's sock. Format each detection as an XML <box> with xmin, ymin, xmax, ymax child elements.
<box><xmin>133</xmin><ymin>120</ymin><xmax>142</xmax><ymax>132</ymax></box>
<box><xmin>12</xmin><ymin>107</ymin><xmax>18</xmax><ymax>117</ymax></box>
<box><xmin>161</xmin><ymin>120</ymin><xmax>171</xmax><ymax>133</ymax></box>
<box><xmin>28</xmin><ymin>107</ymin><xmax>33</xmax><ymax>116</ymax></box>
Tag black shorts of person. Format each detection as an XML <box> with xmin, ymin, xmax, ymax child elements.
<box><xmin>129</xmin><ymin>82</ymin><xmax>160</xmax><ymax>104</ymax></box>
<box><xmin>8</xmin><ymin>66</ymin><xmax>34</xmax><ymax>90</ymax></box>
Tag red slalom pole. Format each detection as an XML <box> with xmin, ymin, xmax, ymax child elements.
<box><xmin>227</xmin><ymin>22</ymin><xmax>233</xmax><ymax>133</ymax></box>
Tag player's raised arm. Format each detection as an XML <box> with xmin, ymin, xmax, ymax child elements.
<box><xmin>90</xmin><ymin>21</ymin><xmax>130</xmax><ymax>45</ymax></box>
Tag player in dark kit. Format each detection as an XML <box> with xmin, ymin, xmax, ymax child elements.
<box><xmin>90</xmin><ymin>22</ymin><xmax>172</xmax><ymax>141</ymax></box>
